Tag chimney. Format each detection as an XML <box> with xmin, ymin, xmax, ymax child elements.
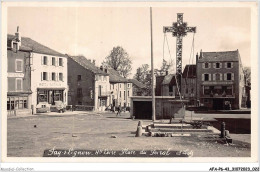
<box><xmin>92</xmin><ymin>60</ymin><xmax>96</xmax><ymax>65</ymax></box>
<box><xmin>104</xmin><ymin>68</ymin><xmax>108</xmax><ymax>73</ymax></box>
<box><xmin>196</xmin><ymin>53</ymin><xmax>199</xmax><ymax>62</ymax></box>
<box><xmin>15</xmin><ymin>26</ymin><xmax>21</xmax><ymax>42</ymax></box>
<box><xmin>199</xmin><ymin>49</ymin><xmax>203</xmax><ymax>59</ymax></box>
<box><xmin>13</xmin><ymin>26</ymin><xmax>21</xmax><ymax>51</ymax></box>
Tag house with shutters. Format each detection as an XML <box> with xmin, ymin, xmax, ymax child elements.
<box><xmin>8</xmin><ymin>28</ymin><xmax>68</xmax><ymax>114</ymax></box>
<box><xmin>196</xmin><ymin>50</ymin><xmax>247</xmax><ymax>110</ymax></box>
<box><xmin>107</xmin><ymin>68</ymin><xmax>133</xmax><ymax>109</ymax></box>
<box><xmin>67</xmin><ymin>56</ymin><xmax>110</xmax><ymax>111</ymax></box>
<box><xmin>7</xmin><ymin>28</ymin><xmax>32</xmax><ymax>116</ymax></box>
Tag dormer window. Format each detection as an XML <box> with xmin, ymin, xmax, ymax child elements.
<box><xmin>13</xmin><ymin>42</ymin><xmax>18</xmax><ymax>53</ymax></box>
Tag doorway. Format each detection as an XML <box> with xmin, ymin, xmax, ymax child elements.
<box><xmin>213</xmin><ymin>99</ymin><xmax>223</xmax><ymax>110</ymax></box>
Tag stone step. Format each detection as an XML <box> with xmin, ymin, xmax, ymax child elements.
<box><xmin>151</xmin><ymin>128</ymin><xmax>212</xmax><ymax>133</ymax></box>
<box><xmin>153</xmin><ymin>123</ymin><xmax>194</xmax><ymax>129</ymax></box>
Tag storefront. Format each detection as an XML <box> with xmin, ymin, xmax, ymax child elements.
<box><xmin>7</xmin><ymin>93</ymin><xmax>32</xmax><ymax>116</ymax></box>
<box><xmin>37</xmin><ymin>89</ymin><xmax>65</xmax><ymax>105</ymax></box>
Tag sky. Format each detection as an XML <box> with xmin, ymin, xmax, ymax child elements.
<box><xmin>7</xmin><ymin>7</ymin><xmax>251</xmax><ymax>78</ymax></box>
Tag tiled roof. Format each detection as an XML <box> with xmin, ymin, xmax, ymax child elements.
<box><xmin>128</xmin><ymin>79</ymin><xmax>146</xmax><ymax>88</ymax></box>
<box><xmin>7</xmin><ymin>34</ymin><xmax>66</xmax><ymax>57</ymax></box>
<box><xmin>68</xmin><ymin>55</ymin><xmax>109</xmax><ymax>75</ymax></box>
<box><xmin>162</xmin><ymin>74</ymin><xmax>176</xmax><ymax>85</ymax></box>
<box><xmin>107</xmin><ymin>68</ymin><xmax>129</xmax><ymax>83</ymax></box>
<box><xmin>182</xmin><ymin>65</ymin><xmax>196</xmax><ymax>78</ymax></box>
<box><xmin>198</xmin><ymin>50</ymin><xmax>239</xmax><ymax>62</ymax></box>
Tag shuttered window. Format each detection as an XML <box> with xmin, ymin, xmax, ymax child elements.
<box><xmin>16</xmin><ymin>78</ymin><xmax>22</xmax><ymax>91</ymax></box>
<box><xmin>59</xmin><ymin>73</ymin><xmax>63</xmax><ymax>81</ymax></box>
<box><xmin>15</xmin><ymin>60</ymin><xmax>23</xmax><ymax>72</ymax></box>
<box><xmin>59</xmin><ymin>58</ymin><xmax>63</xmax><ymax>66</ymax></box>
<box><xmin>227</xmin><ymin>73</ymin><xmax>232</xmax><ymax>81</ymax></box>
<box><xmin>43</xmin><ymin>72</ymin><xmax>48</xmax><ymax>81</ymax></box>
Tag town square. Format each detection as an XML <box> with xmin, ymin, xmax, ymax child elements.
<box><xmin>2</xmin><ymin>2</ymin><xmax>257</xmax><ymax>165</ymax></box>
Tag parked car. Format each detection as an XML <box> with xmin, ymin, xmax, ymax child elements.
<box><xmin>55</xmin><ymin>101</ymin><xmax>66</xmax><ymax>113</ymax></box>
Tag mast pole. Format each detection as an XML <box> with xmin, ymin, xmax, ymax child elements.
<box><xmin>150</xmin><ymin>7</ymin><xmax>156</xmax><ymax>121</ymax></box>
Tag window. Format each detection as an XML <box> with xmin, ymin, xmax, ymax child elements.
<box><xmin>52</xmin><ymin>57</ymin><xmax>56</xmax><ymax>66</ymax></box>
<box><xmin>78</xmin><ymin>75</ymin><xmax>81</xmax><ymax>81</ymax></box>
<box><xmin>227</xmin><ymin>73</ymin><xmax>232</xmax><ymax>81</ymax></box>
<box><xmin>16</xmin><ymin>60</ymin><xmax>23</xmax><ymax>72</ymax></box>
<box><xmin>43</xmin><ymin>56</ymin><xmax>48</xmax><ymax>65</ymax></box>
<box><xmin>216</xmin><ymin>63</ymin><xmax>220</xmax><ymax>69</ymax></box>
<box><xmin>205</xmin><ymin>62</ymin><xmax>209</xmax><ymax>68</ymax></box>
<box><xmin>99</xmin><ymin>85</ymin><xmax>102</xmax><ymax>96</ymax></box>
<box><xmin>13</xmin><ymin>43</ymin><xmax>18</xmax><ymax>53</ymax></box>
<box><xmin>78</xmin><ymin>101</ymin><xmax>82</xmax><ymax>105</ymax></box>
<box><xmin>59</xmin><ymin>58</ymin><xmax>63</xmax><ymax>66</ymax></box>
<box><xmin>128</xmin><ymin>84</ymin><xmax>130</xmax><ymax>88</ymax></box>
<box><xmin>43</xmin><ymin>72</ymin><xmax>48</xmax><ymax>80</ymax></box>
<box><xmin>191</xmin><ymin>88</ymin><xmax>194</xmax><ymax>94</ymax></box>
<box><xmin>128</xmin><ymin>91</ymin><xmax>129</xmax><ymax>96</ymax></box>
<box><xmin>16</xmin><ymin>78</ymin><xmax>22</xmax><ymax>91</ymax></box>
<box><xmin>124</xmin><ymin>91</ymin><xmax>126</xmax><ymax>100</ymax></box>
<box><xmin>186</xmin><ymin>88</ymin><xmax>188</xmax><ymax>94</ymax></box>
<box><xmin>215</xmin><ymin>73</ymin><xmax>220</xmax><ymax>81</ymax></box>
<box><xmin>52</xmin><ymin>72</ymin><xmax>56</xmax><ymax>81</ymax></box>
<box><xmin>204</xmin><ymin>86</ymin><xmax>210</xmax><ymax>95</ymax></box>
<box><xmin>227</xmin><ymin>62</ymin><xmax>232</xmax><ymax>68</ymax></box>
<box><xmin>120</xmin><ymin>91</ymin><xmax>121</xmax><ymax>97</ymax></box>
<box><xmin>169</xmin><ymin>85</ymin><xmax>173</xmax><ymax>92</ymax></box>
<box><xmin>77</xmin><ymin>88</ymin><xmax>82</xmax><ymax>97</ymax></box>
<box><xmin>204</xmin><ymin>74</ymin><xmax>209</xmax><ymax>81</ymax></box>
<box><xmin>59</xmin><ymin>73</ymin><xmax>63</xmax><ymax>81</ymax></box>
<box><xmin>38</xmin><ymin>90</ymin><xmax>48</xmax><ymax>102</ymax></box>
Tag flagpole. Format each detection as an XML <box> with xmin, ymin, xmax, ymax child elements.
<box><xmin>150</xmin><ymin>7</ymin><xmax>156</xmax><ymax>121</ymax></box>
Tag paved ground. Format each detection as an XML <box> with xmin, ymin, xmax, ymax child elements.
<box><xmin>7</xmin><ymin>111</ymin><xmax>250</xmax><ymax>157</ymax></box>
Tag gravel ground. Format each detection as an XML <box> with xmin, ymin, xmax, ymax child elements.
<box><xmin>7</xmin><ymin>111</ymin><xmax>250</xmax><ymax>157</ymax></box>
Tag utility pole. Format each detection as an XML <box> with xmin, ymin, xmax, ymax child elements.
<box><xmin>163</xmin><ymin>13</ymin><xmax>196</xmax><ymax>96</ymax></box>
<box><xmin>150</xmin><ymin>7</ymin><xmax>156</xmax><ymax>121</ymax></box>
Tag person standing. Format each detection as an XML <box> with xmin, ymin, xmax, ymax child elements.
<box><xmin>117</xmin><ymin>104</ymin><xmax>122</xmax><ymax>116</ymax></box>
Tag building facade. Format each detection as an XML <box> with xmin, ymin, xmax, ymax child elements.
<box><xmin>129</xmin><ymin>79</ymin><xmax>146</xmax><ymax>96</ymax></box>
<box><xmin>67</xmin><ymin>56</ymin><xmax>110</xmax><ymax>111</ymax></box>
<box><xmin>155</xmin><ymin>73</ymin><xmax>178</xmax><ymax>97</ymax></box>
<box><xmin>107</xmin><ymin>68</ymin><xmax>132</xmax><ymax>108</ymax></box>
<box><xmin>7</xmin><ymin>29</ymin><xmax>32</xmax><ymax>116</ymax></box>
<box><xmin>196</xmin><ymin>50</ymin><xmax>247</xmax><ymax>110</ymax></box>
<box><xmin>8</xmin><ymin>28</ymin><xmax>68</xmax><ymax>114</ymax></box>
<box><xmin>181</xmin><ymin>65</ymin><xmax>197</xmax><ymax>106</ymax></box>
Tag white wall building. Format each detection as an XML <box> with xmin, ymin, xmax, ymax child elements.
<box><xmin>19</xmin><ymin>36</ymin><xmax>68</xmax><ymax>113</ymax></box>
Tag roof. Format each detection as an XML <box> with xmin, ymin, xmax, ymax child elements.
<box><xmin>182</xmin><ymin>65</ymin><xmax>196</xmax><ymax>78</ymax></box>
<box><xmin>162</xmin><ymin>74</ymin><xmax>177</xmax><ymax>85</ymax></box>
<box><xmin>7</xmin><ymin>34</ymin><xmax>66</xmax><ymax>57</ymax></box>
<box><xmin>198</xmin><ymin>50</ymin><xmax>239</xmax><ymax>62</ymax></box>
<box><xmin>68</xmin><ymin>55</ymin><xmax>109</xmax><ymax>75</ymax></box>
<box><xmin>107</xmin><ymin>68</ymin><xmax>129</xmax><ymax>83</ymax></box>
<box><xmin>128</xmin><ymin>79</ymin><xmax>146</xmax><ymax>88</ymax></box>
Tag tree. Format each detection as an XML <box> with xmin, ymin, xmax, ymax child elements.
<box><xmin>155</xmin><ymin>59</ymin><xmax>174</xmax><ymax>76</ymax></box>
<box><xmin>244</xmin><ymin>67</ymin><xmax>251</xmax><ymax>86</ymax></box>
<box><xmin>134</xmin><ymin>64</ymin><xmax>152</xmax><ymax>96</ymax></box>
<box><xmin>102</xmin><ymin>46</ymin><xmax>132</xmax><ymax>78</ymax></box>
